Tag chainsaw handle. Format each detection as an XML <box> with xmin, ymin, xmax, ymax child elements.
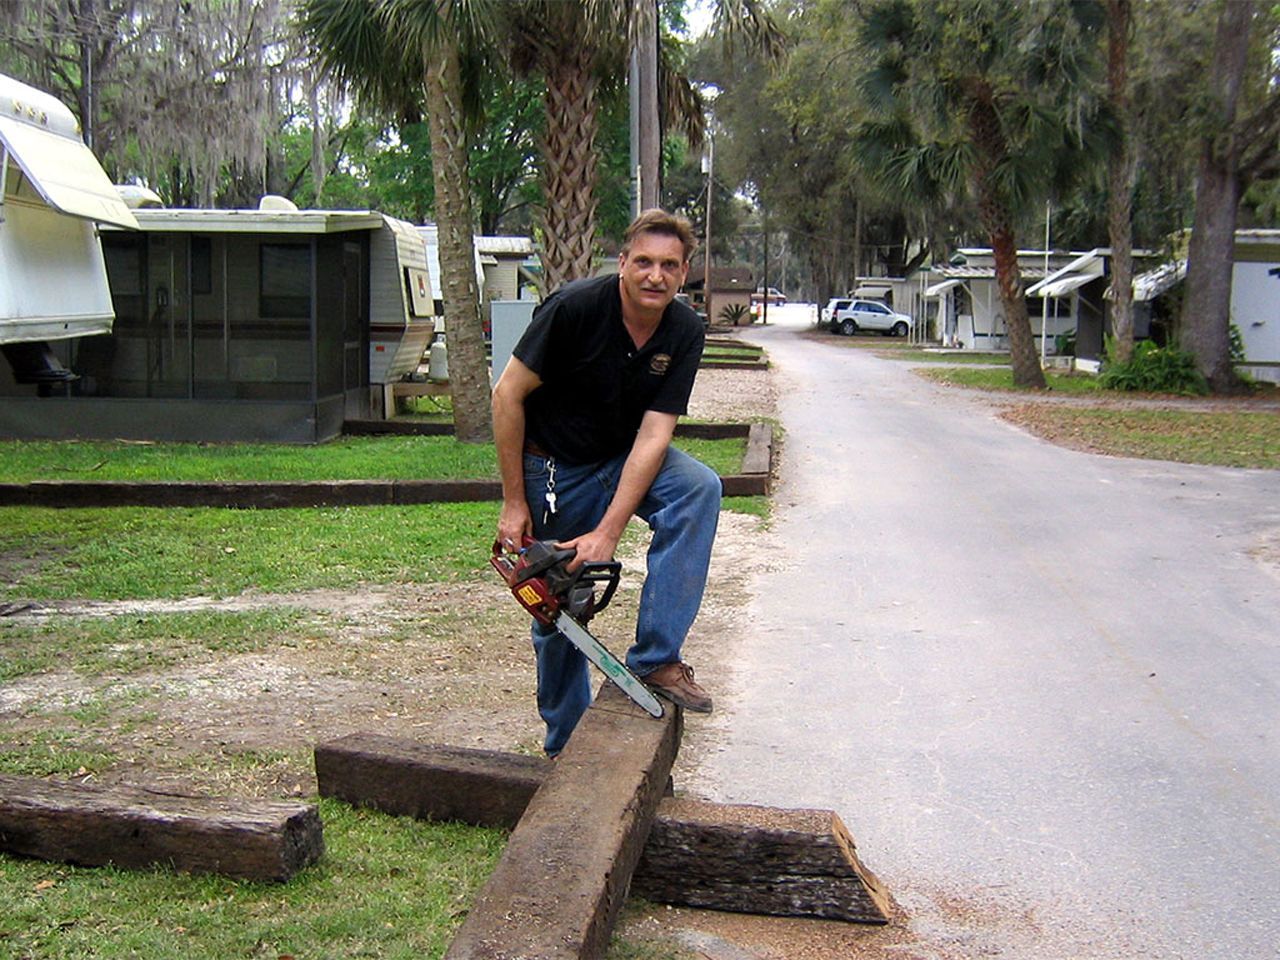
<box><xmin>574</xmin><ymin>561</ymin><xmax>621</xmax><ymax>614</ymax></box>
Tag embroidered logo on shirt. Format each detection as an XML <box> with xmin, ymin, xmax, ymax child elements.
<box><xmin>649</xmin><ymin>354</ymin><xmax>671</xmax><ymax>375</ymax></box>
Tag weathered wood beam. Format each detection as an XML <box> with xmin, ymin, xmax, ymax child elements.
<box><xmin>315</xmin><ymin>737</ymin><xmax>551</xmax><ymax>828</ymax></box>
<box><xmin>314</xmin><ymin>734</ymin><xmax>890</xmax><ymax>924</ymax></box>
<box><xmin>0</xmin><ymin>774</ymin><xmax>324</xmax><ymax>882</ymax></box>
<box><xmin>444</xmin><ymin>683</ymin><xmax>682</xmax><ymax>960</ymax></box>
<box><xmin>633</xmin><ymin>798</ymin><xmax>889</xmax><ymax>923</ymax></box>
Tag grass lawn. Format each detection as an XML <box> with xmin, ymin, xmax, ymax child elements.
<box><xmin>915</xmin><ymin>366</ymin><xmax>1102</xmax><ymax>394</ymax></box>
<box><xmin>0</xmin><ymin>799</ymin><xmax>506</xmax><ymax>960</ymax></box>
<box><xmin>914</xmin><ymin>365</ymin><xmax>1280</xmax><ymax>469</ymax></box>
<box><xmin>897</xmin><ymin>352</ymin><xmax>1011</xmax><ymax>365</ymax></box>
<box><xmin>0</xmin><ymin>493</ymin><xmax>756</xmax><ymax>959</ymax></box>
<box><xmin>0</xmin><ymin>434</ymin><xmax>747</xmax><ymax>484</ymax></box>
<box><xmin>998</xmin><ymin>405</ymin><xmax>1280</xmax><ymax>469</ymax></box>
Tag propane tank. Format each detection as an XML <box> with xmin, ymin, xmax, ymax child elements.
<box><xmin>427</xmin><ymin>333</ymin><xmax>449</xmax><ymax>382</ymax></box>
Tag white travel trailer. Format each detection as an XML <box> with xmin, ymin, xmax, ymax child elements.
<box><xmin>0</xmin><ymin>72</ymin><xmax>137</xmax><ymax>382</ymax></box>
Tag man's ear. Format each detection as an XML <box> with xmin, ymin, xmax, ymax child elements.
<box><xmin>618</xmin><ymin>250</ymin><xmax>627</xmax><ymax>273</ymax></box>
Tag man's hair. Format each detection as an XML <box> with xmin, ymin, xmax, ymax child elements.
<box><xmin>622</xmin><ymin>208</ymin><xmax>698</xmax><ymax>263</ymax></box>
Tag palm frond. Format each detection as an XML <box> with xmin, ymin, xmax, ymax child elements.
<box><xmin>711</xmin><ymin>0</ymin><xmax>788</xmax><ymax>63</ymax></box>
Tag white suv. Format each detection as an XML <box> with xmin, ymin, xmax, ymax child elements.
<box><xmin>823</xmin><ymin>298</ymin><xmax>913</xmax><ymax>337</ymax></box>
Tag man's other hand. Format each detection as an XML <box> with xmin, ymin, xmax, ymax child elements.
<box><xmin>557</xmin><ymin>528</ymin><xmax>620</xmax><ymax>571</ymax></box>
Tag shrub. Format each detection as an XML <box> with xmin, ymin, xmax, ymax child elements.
<box><xmin>1229</xmin><ymin>324</ymin><xmax>1246</xmax><ymax>363</ymax></box>
<box><xmin>1100</xmin><ymin>339</ymin><xmax>1208</xmax><ymax>395</ymax></box>
<box><xmin>719</xmin><ymin>303</ymin><xmax>750</xmax><ymax>326</ymax></box>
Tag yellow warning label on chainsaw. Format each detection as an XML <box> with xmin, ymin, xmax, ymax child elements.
<box><xmin>517</xmin><ymin>585</ymin><xmax>542</xmax><ymax>606</ymax></box>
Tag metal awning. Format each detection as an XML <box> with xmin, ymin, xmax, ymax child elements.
<box><xmin>1028</xmin><ymin>273</ymin><xmax>1094</xmax><ymax>298</ymax></box>
<box><xmin>924</xmin><ymin>279</ymin><xmax>961</xmax><ymax>297</ymax></box>
<box><xmin>0</xmin><ymin>74</ymin><xmax>136</xmax><ymax>229</ymax></box>
<box><xmin>1132</xmin><ymin>261</ymin><xmax>1187</xmax><ymax>302</ymax></box>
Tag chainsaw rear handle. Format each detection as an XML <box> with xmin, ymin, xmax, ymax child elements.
<box><xmin>491</xmin><ymin>537</ymin><xmax>621</xmax><ymax>616</ymax></box>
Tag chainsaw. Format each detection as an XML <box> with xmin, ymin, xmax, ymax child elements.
<box><xmin>491</xmin><ymin>538</ymin><xmax>664</xmax><ymax>718</ymax></box>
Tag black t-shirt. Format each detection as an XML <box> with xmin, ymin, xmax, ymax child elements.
<box><xmin>513</xmin><ymin>274</ymin><xmax>704</xmax><ymax>464</ymax></box>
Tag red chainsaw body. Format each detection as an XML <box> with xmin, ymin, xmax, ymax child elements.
<box><xmin>490</xmin><ymin>538</ymin><xmax>619</xmax><ymax>627</ymax></box>
<box><xmin>490</xmin><ymin>547</ymin><xmax>561</xmax><ymax>625</ymax></box>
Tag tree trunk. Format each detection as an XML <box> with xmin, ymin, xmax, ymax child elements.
<box><xmin>1106</xmin><ymin>0</ymin><xmax>1136</xmax><ymax>365</ymax></box>
<box><xmin>539</xmin><ymin>39</ymin><xmax>600</xmax><ymax>291</ymax></box>
<box><xmin>968</xmin><ymin>96</ymin><xmax>1046</xmax><ymax>388</ymax></box>
<box><xmin>309</xmin><ymin>75</ymin><xmax>326</xmax><ymax>200</ymax></box>
<box><xmin>425</xmin><ymin>33</ymin><xmax>492</xmax><ymax>443</ymax></box>
<box><xmin>1180</xmin><ymin>0</ymin><xmax>1253</xmax><ymax>395</ymax></box>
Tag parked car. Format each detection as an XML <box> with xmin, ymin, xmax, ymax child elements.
<box><xmin>821</xmin><ymin>298</ymin><xmax>851</xmax><ymax>325</ymax></box>
<box><xmin>825</xmin><ymin>298</ymin><xmax>913</xmax><ymax>337</ymax></box>
<box><xmin>750</xmin><ymin>286</ymin><xmax>786</xmax><ymax>305</ymax></box>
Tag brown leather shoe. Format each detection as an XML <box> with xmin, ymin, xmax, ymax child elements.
<box><xmin>644</xmin><ymin>662</ymin><xmax>713</xmax><ymax>713</ymax></box>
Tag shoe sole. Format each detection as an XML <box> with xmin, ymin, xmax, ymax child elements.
<box><xmin>648</xmin><ymin>684</ymin><xmax>713</xmax><ymax>714</ymax></box>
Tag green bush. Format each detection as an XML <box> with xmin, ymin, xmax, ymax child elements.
<box><xmin>1229</xmin><ymin>323</ymin><xmax>1246</xmax><ymax>363</ymax></box>
<box><xmin>719</xmin><ymin>303</ymin><xmax>750</xmax><ymax>325</ymax></box>
<box><xmin>1100</xmin><ymin>339</ymin><xmax>1208</xmax><ymax>395</ymax></box>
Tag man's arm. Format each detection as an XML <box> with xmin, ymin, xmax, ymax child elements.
<box><xmin>492</xmin><ymin>356</ymin><xmax>543</xmax><ymax>549</ymax></box>
<box><xmin>557</xmin><ymin>409</ymin><xmax>678</xmax><ymax>569</ymax></box>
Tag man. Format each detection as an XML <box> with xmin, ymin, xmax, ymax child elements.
<box><xmin>492</xmin><ymin>208</ymin><xmax>721</xmax><ymax>757</ymax></box>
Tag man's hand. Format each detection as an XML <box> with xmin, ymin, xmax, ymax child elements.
<box><xmin>497</xmin><ymin>499</ymin><xmax>533</xmax><ymax>553</ymax></box>
<box><xmin>557</xmin><ymin>528</ymin><xmax>621</xmax><ymax>572</ymax></box>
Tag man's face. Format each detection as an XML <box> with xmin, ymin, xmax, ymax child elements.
<box><xmin>618</xmin><ymin>231</ymin><xmax>689</xmax><ymax>317</ymax></box>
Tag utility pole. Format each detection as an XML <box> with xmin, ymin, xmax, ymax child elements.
<box><xmin>702</xmin><ymin>136</ymin><xmax>714</xmax><ymax>325</ymax></box>
<box><xmin>630</xmin><ymin>0</ymin><xmax>661</xmax><ymax>213</ymax></box>
<box><xmin>761</xmin><ymin>207</ymin><xmax>770</xmax><ymax>325</ymax></box>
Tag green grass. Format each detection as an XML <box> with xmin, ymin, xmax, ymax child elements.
<box><xmin>0</xmin><ymin>436</ymin><xmax>494</xmax><ymax>484</ymax></box>
<box><xmin>0</xmin><ymin>732</ymin><xmax>118</xmax><ymax>777</ymax></box>
<box><xmin>916</xmin><ymin>366</ymin><xmax>1103</xmax><ymax>394</ymax></box>
<box><xmin>0</xmin><ymin>503</ymin><xmax>496</xmax><ymax>601</ymax></box>
<box><xmin>894</xmin><ymin>351</ymin><xmax>1011</xmax><ymax>364</ymax></box>
<box><xmin>0</xmin><ymin>609</ymin><xmax>317</xmax><ymax>681</ymax></box>
<box><xmin>1003</xmin><ymin>407</ymin><xmax>1280</xmax><ymax>469</ymax></box>
<box><xmin>0</xmin><ymin>435</ymin><xmax>745</xmax><ymax>484</ymax></box>
<box><xmin>0</xmin><ymin>799</ymin><xmax>505</xmax><ymax>960</ymax></box>
<box><xmin>0</xmin><ymin>490</ymin><xmax>768</xmax><ymax>603</ymax></box>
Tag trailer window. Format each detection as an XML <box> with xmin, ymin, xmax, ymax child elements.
<box><xmin>259</xmin><ymin>243</ymin><xmax>311</xmax><ymax>318</ymax></box>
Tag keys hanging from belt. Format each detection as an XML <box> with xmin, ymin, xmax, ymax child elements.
<box><xmin>543</xmin><ymin>457</ymin><xmax>557</xmax><ymax>524</ymax></box>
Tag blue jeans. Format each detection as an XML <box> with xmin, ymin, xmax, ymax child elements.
<box><xmin>523</xmin><ymin>445</ymin><xmax>721</xmax><ymax>755</ymax></box>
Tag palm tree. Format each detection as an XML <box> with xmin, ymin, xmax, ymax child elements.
<box><xmin>505</xmin><ymin>0</ymin><xmax>783</xmax><ymax>292</ymax></box>
<box><xmin>298</xmin><ymin>0</ymin><xmax>493</xmax><ymax>442</ymax></box>
<box><xmin>860</xmin><ymin>0</ymin><xmax>1105</xmax><ymax>389</ymax></box>
<box><xmin>504</xmin><ymin>2</ymin><xmax>630</xmax><ymax>290</ymax></box>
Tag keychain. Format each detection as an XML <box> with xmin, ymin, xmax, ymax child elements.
<box><xmin>543</xmin><ymin>458</ymin><xmax>558</xmax><ymax>523</ymax></box>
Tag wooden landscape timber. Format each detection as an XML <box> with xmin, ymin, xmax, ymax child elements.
<box><xmin>0</xmin><ymin>774</ymin><xmax>323</xmax><ymax>882</ymax></box>
<box><xmin>444</xmin><ymin>683</ymin><xmax>682</xmax><ymax>960</ymax></box>
<box><xmin>315</xmin><ymin>732</ymin><xmax>890</xmax><ymax>924</ymax></box>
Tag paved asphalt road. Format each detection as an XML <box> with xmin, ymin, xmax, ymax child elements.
<box><xmin>692</xmin><ymin>306</ymin><xmax>1280</xmax><ymax>959</ymax></box>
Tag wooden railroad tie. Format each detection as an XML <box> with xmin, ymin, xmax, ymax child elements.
<box><xmin>315</xmin><ymin>730</ymin><xmax>891</xmax><ymax>931</ymax></box>
<box><xmin>443</xmin><ymin>682</ymin><xmax>681</xmax><ymax>960</ymax></box>
<box><xmin>0</xmin><ymin>774</ymin><xmax>324</xmax><ymax>882</ymax></box>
